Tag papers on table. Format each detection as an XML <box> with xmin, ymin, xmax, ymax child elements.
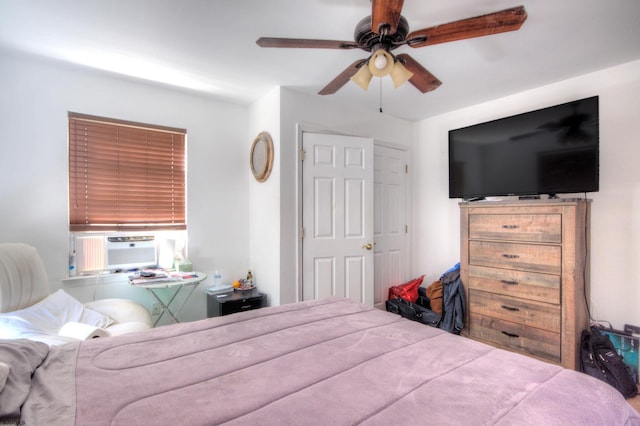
<box><xmin>129</xmin><ymin>269</ymin><xmax>200</xmax><ymax>285</ymax></box>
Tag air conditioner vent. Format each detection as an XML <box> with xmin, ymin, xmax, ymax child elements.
<box><xmin>107</xmin><ymin>235</ymin><xmax>154</xmax><ymax>243</ymax></box>
<box><xmin>106</xmin><ymin>236</ymin><xmax>156</xmax><ymax>271</ymax></box>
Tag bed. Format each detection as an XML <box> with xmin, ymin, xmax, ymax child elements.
<box><xmin>3</xmin><ymin>296</ymin><xmax>640</xmax><ymax>425</ymax></box>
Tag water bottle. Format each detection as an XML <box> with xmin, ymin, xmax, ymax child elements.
<box><xmin>69</xmin><ymin>251</ymin><xmax>77</xmax><ymax>277</ymax></box>
<box><xmin>214</xmin><ymin>270</ymin><xmax>222</xmax><ymax>287</ymax></box>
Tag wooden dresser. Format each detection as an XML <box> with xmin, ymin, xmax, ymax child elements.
<box><xmin>460</xmin><ymin>199</ymin><xmax>591</xmax><ymax>370</ymax></box>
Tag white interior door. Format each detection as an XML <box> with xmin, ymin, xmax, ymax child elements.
<box><xmin>373</xmin><ymin>144</ymin><xmax>409</xmax><ymax>309</ymax></box>
<box><xmin>302</xmin><ymin>132</ymin><xmax>374</xmax><ymax>305</ymax></box>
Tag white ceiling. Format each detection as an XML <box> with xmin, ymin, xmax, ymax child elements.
<box><xmin>1</xmin><ymin>0</ymin><xmax>639</xmax><ymax>121</ymax></box>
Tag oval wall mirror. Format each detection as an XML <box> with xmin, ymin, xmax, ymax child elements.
<box><xmin>250</xmin><ymin>131</ymin><xmax>274</xmax><ymax>182</ymax></box>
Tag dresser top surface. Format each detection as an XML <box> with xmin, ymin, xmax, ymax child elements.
<box><xmin>459</xmin><ymin>198</ymin><xmax>591</xmax><ymax>208</ymax></box>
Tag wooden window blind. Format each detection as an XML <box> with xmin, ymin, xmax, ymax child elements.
<box><xmin>69</xmin><ymin>113</ymin><xmax>186</xmax><ymax>232</ymax></box>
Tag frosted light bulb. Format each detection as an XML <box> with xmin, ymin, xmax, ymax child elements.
<box><xmin>373</xmin><ymin>54</ymin><xmax>387</xmax><ymax>70</ymax></box>
<box><xmin>368</xmin><ymin>50</ymin><xmax>394</xmax><ymax>77</ymax></box>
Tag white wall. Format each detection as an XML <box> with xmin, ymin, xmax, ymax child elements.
<box><xmin>276</xmin><ymin>88</ymin><xmax>415</xmax><ymax>305</ymax></box>
<box><xmin>0</xmin><ymin>48</ymin><xmax>417</xmax><ymax>318</ymax></box>
<box><xmin>413</xmin><ymin>59</ymin><xmax>640</xmax><ymax>330</ymax></box>
<box><xmin>248</xmin><ymin>88</ymin><xmax>281</xmax><ymax>307</ymax></box>
<box><xmin>0</xmin><ymin>50</ymin><xmax>250</xmax><ymax>322</ymax></box>
<box><xmin>6</xmin><ymin>45</ymin><xmax>638</xmax><ymax>330</ymax></box>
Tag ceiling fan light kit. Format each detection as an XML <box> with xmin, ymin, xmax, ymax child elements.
<box><xmin>257</xmin><ymin>1</ymin><xmax>527</xmax><ymax>96</ymax></box>
<box><xmin>350</xmin><ymin>51</ymin><xmax>414</xmax><ymax>91</ymax></box>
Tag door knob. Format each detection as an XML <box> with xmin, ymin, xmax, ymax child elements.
<box><xmin>362</xmin><ymin>243</ymin><xmax>373</xmax><ymax>250</ymax></box>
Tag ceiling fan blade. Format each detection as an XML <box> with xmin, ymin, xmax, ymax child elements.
<box><xmin>396</xmin><ymin>54</ymin><xmax>442</xmax><ymax>93</ymax></box>
<box><xmin>406</xmin><ymin>6</ymin><xmax>527</xmax><ymax>48</ymax></box>
<box><xmin>318</xmin><ymin>60</ymin><xmax>365</xmax><ymax>95</ymax></box>
<box><xmin>371</xmin><ymin>0</ymin><xmax>405</xmax><ymax>35</ymax></box>
<box><xmin>256</xmin><ymin>37</ymin><xmax>358</xmax><ymax>49</ymax></box>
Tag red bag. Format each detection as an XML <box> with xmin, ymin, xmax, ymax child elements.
<box><xmin>387</xmin><ymin>275</ymin><xmax>425</xmax><ymax>303</ymax></box>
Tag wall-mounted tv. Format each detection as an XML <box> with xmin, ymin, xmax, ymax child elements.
<box><xmin>448</xmin><ymin>96</ymin><xmax>599</xmax><ymax>199</ymax></box>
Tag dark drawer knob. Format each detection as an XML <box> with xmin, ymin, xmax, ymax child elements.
<box><xmin>502</xmin><ymin>225</ymin><xmax>519</xmax><ymax>229</ymax></box>
<box><xmin>502</xmin><ymin>254</ymin><xmax>519</xmax><ymax>259</ymax></box>
<box><xmin>500</xmin><ymin>279</ymin><xmax>519</xmax><ymax>285</ymax></box>
<box><xmin>501</xmin><ymin>331</ymin><xmax>520</xmax><ymax>338</ymax></box>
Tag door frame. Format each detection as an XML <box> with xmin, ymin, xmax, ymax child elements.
<box><xmin>294</xmin><ymin>124</ymin><xmax>413</xmax><ymax>303</ymax></box>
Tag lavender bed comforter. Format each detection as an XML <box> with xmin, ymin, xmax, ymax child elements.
<box><xmin>15</xmin><ymin>297</ymin><xmax>640</xmax><ymax>425</ymax></box>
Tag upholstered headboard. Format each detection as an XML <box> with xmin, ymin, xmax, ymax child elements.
<box><xmin>0</xmin><ymin>244</ymin><xmax>50</xmax><ymax>313</ymax></box>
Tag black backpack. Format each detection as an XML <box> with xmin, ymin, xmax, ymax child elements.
<box><xmin>385</xmin><ymin>297</ymin><xmax>441</xmax><ymax>327</ymax></box>
<box><xmin>580</xmin><ymin>326</ymin><xmax>638</xmax><ymax>399</ymax></box>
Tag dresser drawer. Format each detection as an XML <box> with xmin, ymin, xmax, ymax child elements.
<box><xmin>469</xmin><ymin>240</ymin><xmax>561</xmax><ymax>274</ymax></box>
<box><xmin>467</xmin><ymin>265</ymin><xmax>560</xmax><ymax>304</ymax></box>
<box><xmin>469</xmin><ymin>289</ymin><xmax>560</xmax><ymax>332</ymax></box>
<box><xmin>469</xmin><ymin>311</ymin><xmax>561</xmax><ymax>362</ymax></box>
<box><xmin>469</xmin><ymin>213</ymin><xmax>561</xmax><ymax>243</ymax></box>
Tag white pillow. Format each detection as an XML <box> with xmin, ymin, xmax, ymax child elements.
<box><xmin>0</xmin><ymin>289</ymin><xmax>113</xmax><ymax>340</ymax></box>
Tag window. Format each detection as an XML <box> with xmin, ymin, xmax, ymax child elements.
<box><xmin>68</xmin><ymin>113</ymin><xmax>186</xmax><ymax>232</ymax></box>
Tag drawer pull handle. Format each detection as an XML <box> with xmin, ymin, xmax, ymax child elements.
<box><xmin>502</xmin><ymin>225</ymin><xmax>519</xmax><ymax>229</ymax></box>
<box><xmin>502</xmin><ymin>254</ymin><xmax>519</xmax><ymax>259</ymax></box>
<box><xmin>501</xmin><ymin>280</ymin><xmax>519</xmax><ymax>285</ymax></box>
<box><xmin>501</xmin><ymin>305</ymin><xmax>520</xmax><ymax>312</ymax></box>
<box><xmin>501</xmin><ymin>331</ymin><xmax>520</xmax><ymax>338</ymax></box>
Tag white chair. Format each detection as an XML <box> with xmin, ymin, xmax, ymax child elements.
<box><xmin>0</xmin><ymin>243</ymin><xmax>152</xmax><ymax>345</ymax></box>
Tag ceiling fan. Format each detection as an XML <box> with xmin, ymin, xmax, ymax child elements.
<box><xmin>256</xmin><ymin>1</ymin><xmax>527</xmax><ymax>95</ymax></box>
<box><xmin>511</xmin><ymin>105</ymin><xmax>597</xmax><ymax>145</ymax></box>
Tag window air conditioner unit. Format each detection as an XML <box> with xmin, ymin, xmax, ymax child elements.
<box><xmin>105</xmin><ymin>236</ymin><xmax>157</xmax><ymax>272</ymax></box>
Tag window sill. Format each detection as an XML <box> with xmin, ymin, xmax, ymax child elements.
<box><xmin>62</xmin><ymin>273</ymin><xmax>130</xmax><ymax>288</ymax></box>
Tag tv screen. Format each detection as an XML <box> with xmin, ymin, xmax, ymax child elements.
<box><xmin>448</xmin><ymin>96</ymin><xmax>599</xmax><ymax>199</ymax></box>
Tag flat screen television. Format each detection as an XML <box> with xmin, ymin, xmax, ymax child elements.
<box><xmin>448</xmin><ymin>96</ymin><xmax>599</xmax><ymax>199</ymax></box>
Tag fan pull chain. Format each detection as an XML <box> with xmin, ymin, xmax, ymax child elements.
<box><xmin>379</xmin><ymin>78</ymin><xmax>383</xmax><ymax>113</ymax></box>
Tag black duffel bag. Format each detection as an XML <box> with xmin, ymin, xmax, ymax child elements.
<box><xmin>386</xmin><ymin>297</ymin><xmax>441</xmax><ymax>328</ymax></box>
<box><xmin>580</xmin><ymin>326</ymin><xmax>638</xmax><ymax>399</ymax></box>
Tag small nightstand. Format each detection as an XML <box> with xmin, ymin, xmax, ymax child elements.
<box><xmin>206</xmin><ymin>289</ymin><xmax>266</xmax><ymax>317</ymax></box>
